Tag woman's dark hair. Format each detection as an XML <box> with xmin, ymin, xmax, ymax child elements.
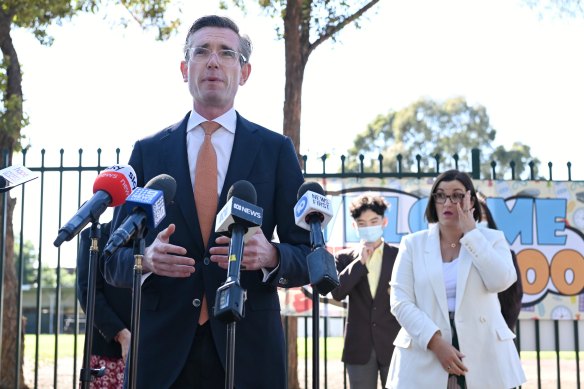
<box><xmin>477</xmin><ymin>192</ymin><xmax>499</xmax><ymax>229</ymax></box>
<box><xmin>425</xmin><ymin>169</ymin><xmax>480</xmax><ymax>223</ymax></box>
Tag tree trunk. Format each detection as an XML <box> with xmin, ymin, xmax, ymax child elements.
<box><xmin>283</xmin><ymin>3</ymin><xmax>310</xmax><ymax>388</ymax></box>
<box><xmin>0</xmin><ymin>12</ymin><xmax>28</xmax><ymax>389</ymax></box>
<box><xmin>283</xmin><ymin>0</ymin><xmax>309</xmax><ymax>165</ymax></box>
<box><xmin>284</xmin><ymin>316</ymin><xmax>299</xmax><ymax>389</ymax></box>
<box><xmin>0</xmin><ymin>196</ymin><xmax>27</xmax><ymax>389</ymax></box>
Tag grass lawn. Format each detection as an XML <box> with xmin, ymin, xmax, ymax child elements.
<box><xmin>24</xmin><ymin>334</ymin><xmax>583</xmax><ymax>363</ymax></box>
<box><xmin>24</xmin><ymin>334</ymin><xmax>85</xmax><ymax>362</ymax></box>
<box><xmin>297</xmin><ymin>336</ymin><xmax>344</xmax><ymax>360</ymax></box>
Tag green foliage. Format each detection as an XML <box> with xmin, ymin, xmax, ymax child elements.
<box><xmin>4</xmin><ymin>0</ymin><xmax>179</xmax><ymax>45</ymax></box>
<box><xmin>347</xmin><ymin>97</ymin><xmax>538</xmax><ymax>179</ymax></box>
<box><xmin>224</xmin><ymin>1</ymin><xmax>379</xmax><ymax>42</ymax></box>
<box><xmin>522</xmin><ymin>0</ymin><xmax>584</xmax><ymax>18</ymax></box>
<box><xmin>1</xmin><ymin>0</ymin><xmax>181</xmax><ymax>153</ymax></box>
<box><xmin>15</xmin><ymin>240</ymin><xmax>75</xmax><ymax>288</ymax></box>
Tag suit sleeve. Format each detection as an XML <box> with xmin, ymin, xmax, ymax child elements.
<box><xmin>460</xmin><ymin>228</ymin><xmax>516</xmax><ymax>292</ymax></box>
<box><xmin>265</xmin><ymin>137</ymin><xmax>311</xmax><ymax>288</ymax></box>
<box><xmin>331</xmin><ymin>252</ymin><xmax>368</xmax><ymax>301</ymax></box>
<box><xmin>102</xmin><ymin>141</ymin><xmax>146</xmax><ymax>288</ymax></box>
<box><xmin>77</xmin><ymin>226</ymin><xmax>127</xmax><ymax>342</ymax></box>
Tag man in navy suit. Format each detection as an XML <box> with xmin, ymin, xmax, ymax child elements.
<box><xmin>104</xmin><ymin>15</ymin><xmax>310</xmax><ymax>389</ymax></box>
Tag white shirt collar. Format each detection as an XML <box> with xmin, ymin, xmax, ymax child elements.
<box><xmin>186</xmin><ymin>108</ymin><xmax>237</xmax><ymax>134</ymax></box>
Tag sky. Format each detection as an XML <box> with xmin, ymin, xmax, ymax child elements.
<box><xmin>11</xmin><ymin>0</ymin><xmax>584</xmax><ymax>181</ymax></box>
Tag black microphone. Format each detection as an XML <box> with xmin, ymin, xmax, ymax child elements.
<box><xmin>103</xmin><ymin>174</ymin><xmax>177</xmax><ymax>257</ymax></box>
<box><xmin>294</xmin><ymin>181</ymin><xmax>339</xmax><ymax>295</ymax></box>
<box><xmin>214</xmin><ymin>180</ymin><xmax>263</xmax><ymax>323</ymax></box>
<box><xmin>54</xmin><ymin>165</ymin><xmax>138</xmax><ymax>247</ymax></box>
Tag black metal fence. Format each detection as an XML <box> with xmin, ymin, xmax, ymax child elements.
<box><xmin>0</xmin><ymin>147</ymin><xmax>582</xmax><ymax>388</ymax></box>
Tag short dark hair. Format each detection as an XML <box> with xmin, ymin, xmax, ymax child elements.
<box><xmin>183</xmin><ymin>15</ymin><xmax>252</xmax><ymax>64</ymax></box>
<box><xmin>425</xmin><ymin>169</ymin><xmax>480</xmax><ymax>223</ymax></box>
<box><xmin>349</xmin><ymin>193</ymin><xmax>388</xmax><ymax>219</ymax></box>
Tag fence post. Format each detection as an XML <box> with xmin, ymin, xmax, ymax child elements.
<box><xmin>471</xmin><ymin>148</ymin><xmax>481</xmax><ymax>179</ymax></box>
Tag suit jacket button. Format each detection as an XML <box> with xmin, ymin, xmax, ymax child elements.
<box><xmin>204</xmin><ymin>257</ymin><xmax>210</xmax><ymax>265</ymax></box>
<box><xmin>192</xmin><ymin>299</ymin><xmax>201</xmax><ymax>307</ymax></box>
<box><xmin>279</xmin><ymin>278</ymin><xmax>288</xmax><ymax>286</ymax></box>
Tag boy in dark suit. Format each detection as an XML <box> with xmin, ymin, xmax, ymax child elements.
<box><xmin>332</xmin><ymin>193</ymin><xmax>400</xmax><ymax>388</ymax></box>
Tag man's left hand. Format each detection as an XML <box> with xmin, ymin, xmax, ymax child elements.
<box><xmin>209</xmin><ymin>230</ymin><xmax>278</xmax><ymax>270</ymax></box>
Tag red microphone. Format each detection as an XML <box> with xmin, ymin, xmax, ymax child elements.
<box><xmin>54</xmin><ymin>164</ymin><xmax>138</xmax><ymax>247</ymax></box>
<box><xmin>92</xmin><ymin>165</ymin><xmax>137</xmax><ymax>206</ymax></box>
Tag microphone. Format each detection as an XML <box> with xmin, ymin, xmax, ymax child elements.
<box><xmin>294</xmin><ymin>181</ymin><xmax>339</xmax><ymax>295</ymax></box>
<box><xmin>215</xmin><ymin>181</ymin><xmax>263</xmax><ymax>242</ymax></box>
<box><xmin>103</xmin><ymin>174</ymin><xmax>177</xmax><ymax>258</ymax></box>
<box><xmin>54</xmin><ymin>164</ymin><xmax>138</xmax><ymax>247</ymax></box>
<box><xmin>214</xmin><ymin>180</ymin><xmax>263</xmax><ymax>323</ymax></box>
<box><xmin>0</xmin><ymin>165</ymin><xmax>39</xmax><ymax>193</ymax></box>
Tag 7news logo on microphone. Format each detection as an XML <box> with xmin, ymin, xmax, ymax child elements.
<box><xmin>294</xmin><ymin>189</ymin><xmax>333</xmax><ymax>231</ymax></box>
<box><xmin>124</xmin><ymin>187</ymin><xmax>166</xmax><ymax>229</ymax></box>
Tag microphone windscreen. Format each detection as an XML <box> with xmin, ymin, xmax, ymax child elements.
<box><xmin>145</xmin><ymin>174</ymin><xmax>177</xmax><ymax>206</ymax></box>
<box><xmin>228</xmin><ymin>180</ymin><xmax>257</xmax><ymax>205</ymax></box>
<box><xmin>297</xmin><ymin>181</ymin><xmax>325</xmax><ymax>200</ymax></box>
<box><xmin>92</xmin><ymin>165</ymin><xmax>138</xmax><ymax>206</ymax></box>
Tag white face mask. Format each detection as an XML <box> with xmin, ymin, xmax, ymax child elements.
<box><xmin>477</xmin><ymin>220</ymin><xmax>489</xmax><ymax>229</ymax></box>
<box><xmin>357</xmin><ymin>225</ymin><xmax>384</xmax><ymax>243</ymax></box>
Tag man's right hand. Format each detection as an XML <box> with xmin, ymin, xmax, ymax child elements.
<box><xmin>143</xmin><ymin>224</ymin><xmax>195</xmax><ymax>277</ymax></box>
<box><xmin>360</xmin><ymin>245</ymin><xmax>373</xmax><ymax>265</ymax></box>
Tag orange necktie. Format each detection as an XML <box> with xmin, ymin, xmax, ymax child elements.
<box><xmin>194</xmin><ymin>121</ymin><xmax>221</xmax><ymax>324</ymax></box>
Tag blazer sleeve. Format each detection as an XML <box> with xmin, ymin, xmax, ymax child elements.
<box><xmin>265</xmin><ymin>137</ymin><xmax>311</xmax><ymax>288</ymax></box>
<box><xmin>331</xmin><ymin>251</ymin><xmax>368</xmax><ymax>301</ymax></box>
<box><xmin>77</xmin><ymin>225</ymin><xmax>127</xmax><ymax>342</ymax></box>
<box><xmin>102</xmin><ymin>141</ymin><xmax>146</xmax><ymax>288</ymax></box>
<box><xmin>460</xmin><ymin>228</ymin><xmax>516</xmax><ymax>292</ymax></box>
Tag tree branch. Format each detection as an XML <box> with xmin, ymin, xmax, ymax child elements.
<box><xmin>308</xmin><ymin>0</ymin><xmax>380</xmax><ymax>55</ymax></box>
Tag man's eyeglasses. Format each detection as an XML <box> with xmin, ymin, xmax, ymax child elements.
<box><xmin>432</xmin><ymin>192</ymin><xmax>465</xmax><ymax>204</ymax></box>
<box><xmin>187</xmin><ymin>47</ymin><xmax>246</xmax><ymax>66</ymax></box>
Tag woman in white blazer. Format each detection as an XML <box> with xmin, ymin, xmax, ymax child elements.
<box><xmin>387</xmin><ymin>170</ymin><xmax>525</xmax><ymax>389</ymax></box>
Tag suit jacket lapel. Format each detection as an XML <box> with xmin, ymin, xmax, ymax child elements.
<box><xmin>374</xmin><ymin>243</ymin><xmax>393</xmax><ymax>300</ymax></box>
<box><xmin>160</xmin><ymin>113</ymin><xmax>204</xmax><ymax>252</ymax></box>
<box><xmin>424</xmin><ymin>225</ymin><xmax>450</xmax><ymax>322</ymax></box>
<box><xmin>219</xmin><ymin>113</ymin><xmax>262</xmax><ymax>205</ymax></box>
<box><xmin>357</xmin><ymin>250</ymin><xmax>374</xmax><ymax>302</ymax></box>
<box><xmin>455</xmin><ymin>245</ymin><xmax>472</xmax><ymax>313</ymax></box>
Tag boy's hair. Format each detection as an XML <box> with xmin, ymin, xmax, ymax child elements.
<box><xmin>349</xmin><ymin>193</ymin><xmax>388</xmax><ymax>219</ymax></box>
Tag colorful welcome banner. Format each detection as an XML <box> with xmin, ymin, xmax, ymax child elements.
<box><xmin>280</xmin><ymin>178</ymin><xmax>584</xmax><ymax>321</ymax></box>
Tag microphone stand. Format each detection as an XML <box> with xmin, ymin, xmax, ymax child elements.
<box><xmin>128</xmin><ymin>227</ymin><xmax>146</xmax><ymax>389</ymax></box>
<box><xmin>79</xmin><ymin>222</ymin><xmax>106</xmax><ymax>388</ymax></box>
<box><xmin>214</xmin><ymin>224</ymin><xmax>246</xmax><ymax>389</ymax></box>
<box><xmin>307</xmin><ymin>215</ymin><xmax>335</xmax><ymax>389</ymax></box>
<box><xmin>311</xmin><ymin>284</ymin><xmax>320</xmax><ymax>389</ymax></box>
